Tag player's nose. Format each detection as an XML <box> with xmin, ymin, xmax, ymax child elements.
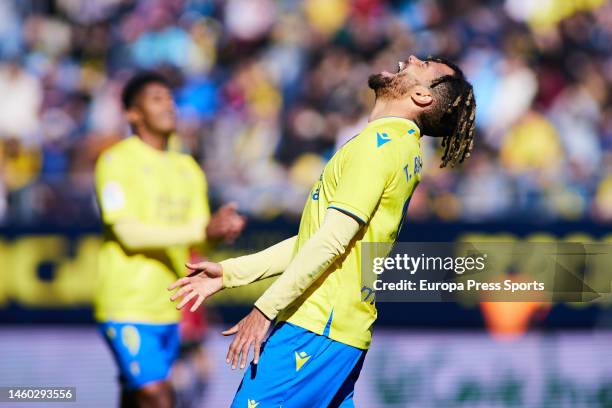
<box><xmin>408</xmin><ymin>55</ymin><xmax>423</xmax><ymax>66</ymax></box>
<box><xmin>165</xmin><ymin>100</ymin><xmax>177</xmax><ymax>114</ymax></box>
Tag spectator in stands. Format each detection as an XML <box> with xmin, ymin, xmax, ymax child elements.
<box><xmin>0</xmin><ymin>0</ymin><xmax>610</xmax><ymax>225</ymax></box>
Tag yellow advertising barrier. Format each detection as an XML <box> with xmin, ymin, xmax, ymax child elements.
<box><xmin>0</xmin><ymin>233</ymin><xmax>610</xmax><ymax>309</ymax></box>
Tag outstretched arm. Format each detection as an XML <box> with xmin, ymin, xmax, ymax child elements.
<box><xmin>222</xmin><ymin>209</ymin><xmax>361</xmax><ymax>369</ymax></box>
<box><xmin>168</xmin><ymin>235</ymin><xmax>297</xmax><ymax>312</ymax></box>
<box><xmin>221</xmin><ymin>235</ymin><xmax>297</xmax><ymax>288</ymax></box>
<box><xmin>254</xmin><ymin>209</ymin><xmax>360</xmax><ymax>319</ymax></box>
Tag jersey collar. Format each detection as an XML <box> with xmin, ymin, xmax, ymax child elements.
<box><xmin>129</xmin><ymin>135</ymin><xmax>171</xmax><ymax>157</ymax></box>
<box><xmin>365</xmin><ymin>117</ymin><xmax>421</xmax><ymax>139</ymax></box>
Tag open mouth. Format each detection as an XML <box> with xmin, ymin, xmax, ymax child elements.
<box><xmin>397</xmin><ymin>61</ymin><xmax>406</xmax><ymax>73</ymax></box>
<box><xmin>381</xmin><ymin>61</ymin><xmax>407</xmax><ymax>77</ymax></box>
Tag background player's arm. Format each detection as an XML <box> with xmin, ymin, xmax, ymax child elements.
<box><xmin>205</xmin><ymin>203</ymin><xmax>246</xmax><ymax>245</ymax></box>
<box><xmin>254</xmin><ymin>209</ymin><xmax>360</xmax><ymax>319</ymax></box>
<box><xmin>113</xmin><ymin>218</ymin><xmax>206</xmax><ymax>250</ymax></box>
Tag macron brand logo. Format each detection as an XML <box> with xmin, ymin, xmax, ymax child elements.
<box><xmin>407</xmin><ymin>129</ymin><xmax>416</xmax><ymax>135</ymax></box>
<box><xmin>295</xmin><ymin>351</ymin><xmax>311</xmax><ymax>371</ymax></box>
<box><xmin>247</xmin><ymin>399</ymin><xmax>259</xmax><ymax>408</ymax></box>
<box><xmin>376</xmin><ymin>132</ymin><xmax>391</xmax><ymax>147</ymax></box>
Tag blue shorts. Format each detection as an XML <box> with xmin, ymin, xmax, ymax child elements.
<box><xmin>232</xmin><ymin>322</ymin><xmax>367</xmax><ymax>408</ymax></box>
<box><xmin>98</xmin><ymin>321</ymin><xmax>180</xmax><ymax>390</ymax></box>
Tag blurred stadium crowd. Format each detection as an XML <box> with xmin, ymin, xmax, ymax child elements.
<box><xmin>0</xmin><ymin>0</ymin><xmax>610</xmax><ymax>226</ymax></box>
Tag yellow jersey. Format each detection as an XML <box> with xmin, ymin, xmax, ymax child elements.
<box><xmin>94</xmin><ymin>136</ymin><xmax>209</xmax><ymax>323</ymax></box>
<box><xmin>278</xmin><ymin>117</ymin><xmax>422</xmax><ymax>349</ymax></box>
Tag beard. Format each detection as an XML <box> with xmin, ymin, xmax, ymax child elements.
<box><xmin>368</xmin><ymin>73</ymin><xmax>391</xmax><ymax>89</ymax></box>
<box><xmin>368</xmin><ymin>73</ymin><xmax>412</xmax><ymax>100</ymax></box>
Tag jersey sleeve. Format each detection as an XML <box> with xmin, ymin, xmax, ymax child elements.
<box><xmin>95</xmin><ymin>152</ymin><xmax>139</xmax><ymax>224</ymax></box>
<box><xmin>328</xmin><ymin>132</ymin><xmax>398</xmax><ymax>224</ymax></box>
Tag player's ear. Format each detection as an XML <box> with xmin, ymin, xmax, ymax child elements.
<box><xmin>410</xmin><ymin>85</ymin><xmax>433</xmax><ymax>108</ymax></box>
<box><xmin>125</xmin><ymin>107</ymin><xmax>141</xmax><ymax>125</ymax></box>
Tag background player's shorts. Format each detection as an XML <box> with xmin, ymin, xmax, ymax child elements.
<box><xmin>232</xmin><ymin>321</ymin><xmax>366</xmax><ymax>408</ymax></box>
<box><xmin>98</xmin><ymin>321</ymin><xmax>180</xmax><ymax>390</ymax></box>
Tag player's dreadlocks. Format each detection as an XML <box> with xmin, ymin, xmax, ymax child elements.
<box><xmin>419</xmin><ymin>57</ymin><xmax>476</xmax><ymax>168</ymax></box>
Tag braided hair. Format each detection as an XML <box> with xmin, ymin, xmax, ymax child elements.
<box><xmin>420</xmin><ymin>57</ymin><xmax>476</xmax><ymax>168</ymax></box>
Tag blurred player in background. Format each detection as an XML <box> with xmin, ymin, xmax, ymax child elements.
<box><xmin>94</xmin><ymin>72</ymin><xmax>245</xmax><ymax>408</ymax></box>
<box><xmin>170</xmin><ymin>55</ymin><xmax>476</xmax><ymax>407</ymax></box>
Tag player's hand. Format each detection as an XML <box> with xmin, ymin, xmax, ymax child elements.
<box><xmin>206</xmin><ymin>202</ymin><xmax>247</xmax><ymax>243</ymax></box>
<box><xmin>222</xmin><ymin>308</ymin><xmax>271</xmax><ymax>370</ymax></box>
<box><xmin>167</xmin><ymin>261</ymin><xmax>223</xmax><ymax>312</ymax></box>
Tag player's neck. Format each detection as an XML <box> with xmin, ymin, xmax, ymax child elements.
<box><xmin>136</xmin><ymin>129</ymin><xmax>170</xmax><ymax>151</ymax></box>
<box><xmin>369</xmin><ymin>100</ymin><xmax>418</xmax><ymax>124</ymax></box>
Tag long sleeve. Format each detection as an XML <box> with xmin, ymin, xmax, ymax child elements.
<box><xmin>220</xmin><ymin>236</ymin><xmax>297</xmax><ymax>288</ymax></box>
<box><xmin>113</xmin><ymin>218</ymin><xmax>206</xmax><ymax>250</ymax></box>
<box><xmin>254</xmin><ymin>209</ymin><xmax>361</xmax><ymax>320</ymax></box>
